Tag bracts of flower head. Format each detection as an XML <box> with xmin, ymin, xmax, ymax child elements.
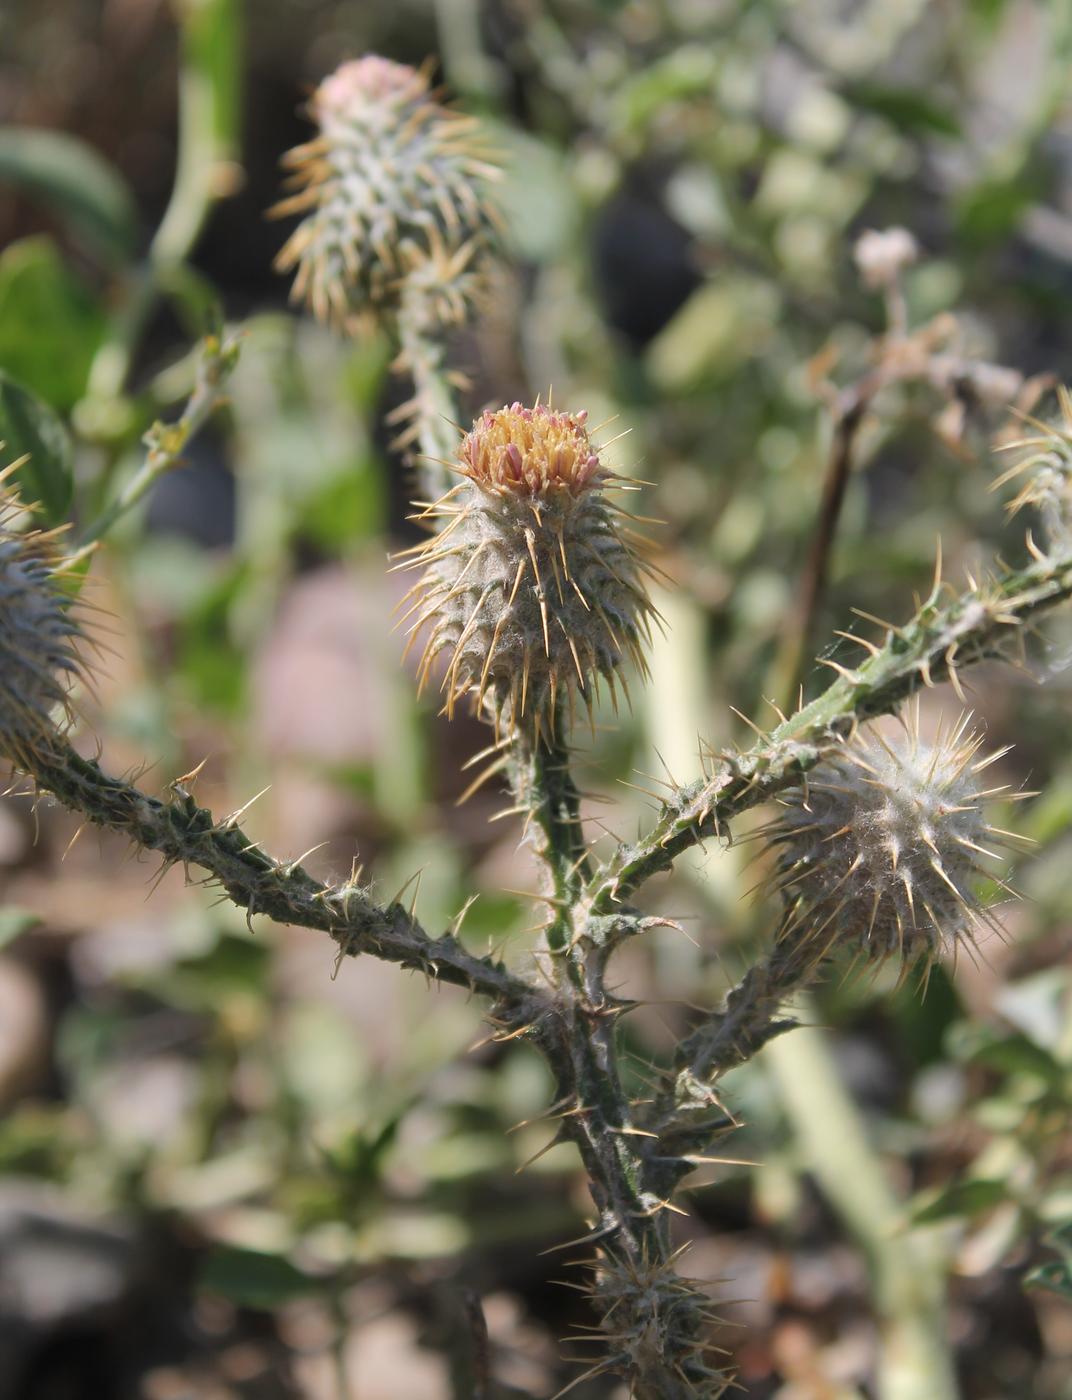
<box><xmin>272</xmin><ymin>55</ymin><xmax>501</xmax><ymax>334</ymax></box>
<box><xmin>395</xmin><ymin>401</ymin><xmax>661</xmax><ymax>745</ymax></box>
<box><xmin>0</xmin><ymin>478</ymin><xmax>87</xmax><ymax>769</ymax></box>
<box><xmin>760</xmin><ymin>705</ymin><xmax>1026</xmax><ymax>972</ymax></box>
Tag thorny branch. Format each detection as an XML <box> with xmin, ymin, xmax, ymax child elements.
<box><xmin>587</xmin><ymin>545</ymin><xmax>1072</xmax><ymax>921</ymax></box>
<box><xmin>27</xmin><ymin>741</ymin><xmax>537</xmax><ymax>1010</ymax></box>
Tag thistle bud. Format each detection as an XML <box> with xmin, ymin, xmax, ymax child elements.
<box><xmin>994</xmin><ymin>384</ymin><xmax>1072</xmax><ymax>558</ymax></box>
<box><xmin>765</xmin><ymin>713</ymin><xmax>1015</xmax><ymax>965</ymax></box>
<box><xmin>272</xmin><ymin>56</ymin><xmax>500</xmax><ymax>331</ymax></box>
<box><xmin>0</xmin><ymin>490</ymin><xmax>85</xmax><ymax>765</ymax></box>
<box><xmin>399</xmin><ymin>402</ymin><xmax>657</xmax><ymax>742</ymax></box>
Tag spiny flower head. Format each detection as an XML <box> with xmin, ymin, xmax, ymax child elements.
<box><xmin>272</xmin><ymin>55</ymin><xmax>500</xmax><ymax>331</ymax></box>
<box><xmin>764</xmin><ymin>710</ymin><xmax>1018</xmax><ymax>965</ymax></box>
<box><xmin>0</xmin><ymin>484</ymin><xmax>85</xmax><ymax>765</ymax></box>
<box><xmin>397</xmin><ymin>402</ymin><xmax>658</xmax><ymax>742</ymax></box>
<box><xmin>993</xmin><ymin>385</ymin><xmax>1072</xmax><ymax>557</ymax></box>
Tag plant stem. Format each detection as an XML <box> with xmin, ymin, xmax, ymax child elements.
<box><xmin>764</xmin><ymin>1019</ymin><xmax>958</xmax><ymax>1400</ymax></box>
<box><xmin>769</xmin><ymin>377</ymin><xmax>875</xmax><ymax>707</ymax></box>
<box><xmin>511</xmin><ymin>720</ymin><xmax>725</xmax><ymax>1397</ymax></box>
<box><xmin>87</xmin><ymin>0</ymin><xmax>237</xmax><ymax>402</ymax></box>
<box><xmin>75</xmin><ymin>332</ymin><xmax>239</xmax><ymax>555</ymax></box>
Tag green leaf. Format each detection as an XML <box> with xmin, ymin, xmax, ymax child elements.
<box><xmin>967</xmin><ymin>1032</ymin><xmax>1066</xmax><ymax>1089</ymax></box>
<box><xmin>143</xmin><ymin>933</ymin><xmax>270</xmax><ymax>1011</ymax></box>
<box><xmin>0</xmin><ymin>128</ymin><xmax>138</xmax><ymax>265</ymax></box>
<box><xmin>0</xmin><ymin>371</ymin><xmax>74</xmax><ymax>523</ymax></box>
<box><xmin>956</xmin><ymin>172</ymin><xmax>1040</xmax><ymax>247</ymax></box>
<box><xmin>911</xmin><ymin>1178</ymin><xmax>1011</xmax><ymax>1225</ymax></box>
<box><xmin>1024</xmin><ymin>1258</ymin><xmax>1072</xmax><ymax>1299</ymax></box>
<box><xmin>0</xmin><ymin>907</ymin><xmax>39</xmax><ymax>949</ymax></box>
<box><xmin>846</xmin><ymin>84</ymin><xmax>961</xmax><ymax>138</ymax></box>
<box><xmin>199</xmin><ymin>1245</ymin><xmax>317</xmax><ymax>1309</ymax></box>
<box><xmin>0</xmin><ymin>238</ymin><xmax>106</xmax><ymax>410</ymax></box>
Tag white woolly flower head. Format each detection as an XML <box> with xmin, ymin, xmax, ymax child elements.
<box><xmin>765</xmin><ymin>708</ymin><xmax>1021</xmax><ymax>965</ymax></box>
<box><xmin>272</xmin><ymin>55</ymin><xmax>500</xmax><ymax>332</ymax></box>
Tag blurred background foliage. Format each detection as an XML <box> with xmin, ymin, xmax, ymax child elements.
<box><xmin>1</xmin><ymin>0</ymin><xmax>1072</xmax><ymax>1396</ymax></box>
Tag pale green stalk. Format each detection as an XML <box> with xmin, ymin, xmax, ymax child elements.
<box><xmin>764</xmin><ymin>1020</ymin><xmax>958</xmax><ymax>1400</ymax></box>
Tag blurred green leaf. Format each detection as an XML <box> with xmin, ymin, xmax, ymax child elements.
<box><xmin>1024</xmin><ymin>1258</ymin><xmax>1072</xmax><ymax>1299</ymax></box>
<box><xmin>1024</xmin><ymin>1222</ymin><xmax>1072</xmax><ymax>1298</ymax></box>
<box><xmin>491</xmin><ymin>125</ymin><xmax>579</xmax><ymax>261</ymax></box>
<box><xmin>994</xmin><ymin>971</ymin><xmax>1071</xmax><ymax>1058</ymax></box>
<box><xmin>154</xmin><ymin>934</ymin><xmax>270</xmax><ymax>1011</ymax></box>
<box><xmin>0</xmin><ymin>238</ymin><xmax>106</xmax><ymax>410</ymax></box>
<box><xmin>299</xmin><ymin>466</ymin><xmax>384</xmax><ymax>550</ymax></box>
<box><xmin>0</xmin><ymin>371</ymin><xmax>74</xmax><ymax>523</ymax></box>
<box><xmin>912</xmin><ymin>1177</ymin><xmax>1011</xmax><ymax>1225</ymax></box>
<box><xmin>846</xmin><ymin>84</ymin><xmax>960</xmax><ymax>138</ymax></box>
<box><xmin>180</xmin><ymin>0</ymin><xmax>243</xmax><ymax>156</ymax></box>
<box><xmin>0</xmin><ymin>906</ymin><xmax>39</xmax><ymax>948</ymax></box>
<box><xmin>0</xmin><ymin>127</ymin><xmax>138</xmax><ymax>264</ymax></box>
<box><xmin>955</xmin><ymin>172</ymin><xmax>1040</xmax><ymax>246</ymax></box>
<box><xmin>199</xmin><ymin>1244</ymin><xmax>317</xmax><ymax>1308</ymax></box>
<box><xmin>176</xmin><ymin>559</ymin><xmax>251</xmax><ymax>715</ymax></box>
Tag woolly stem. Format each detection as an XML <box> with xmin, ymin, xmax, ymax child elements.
<box><xmin>588</xmin><ymin>547</ymin><xmax>1072</xmax><ymax>914</ymax></box>
<box><xmin>24</xmin><ymin>740</ymin><xmax>534</xmax><ymax>1008</ymax></box>
<box><xmin>397</xmin><ymin>291</ymin><xmax>463</xmax><ymax>502</ymax></box>
<box><xmin>514</xmin><ymin>711</ymin><xmax>591</xmax><ymax>961</ymax></box>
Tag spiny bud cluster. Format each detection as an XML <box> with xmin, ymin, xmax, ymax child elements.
<box><xmin>994</xmin><ymin>384</ymin><xmax>1072</xmax><ymax>557</ymax></box>
<box><xmin>273</xmin><ymin>56</ymin><xmax>500</xmax><ymax>331</ymax></box>
<box><xmin>0</xmin><ymin>487</ymin><xmax>85</xmax><ymax>765</ymax></box>
<box><xmin>764</xmin><ymin>712</ymin><xmax>1015</xmax><ymax>965</ymax></box>
<box><xmin>398</xmin><ymin>402</ymin><xmax>657</xmax><ymax>742</ymax></box>
<box><xmin>592</xmin><ymin>1252</ymin><xmax>729</xmax><ymax>1397</ymax></box>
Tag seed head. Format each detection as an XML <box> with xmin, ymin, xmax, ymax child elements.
<box><xmin>272</xmin><ymin>55</ymin><xmax>500</xmax><ymax>331</ymax></box>
<box><xmin>0</xmin><ymin>487</ymin><xmax>85</xmax><ymax>765</ymax></box>
<box><xmin>398</xmin><ymin>402</ymin><xmax>658</xmax><ymax>742</ymax></box>
<box><xmin>853</xmin><ymin>226</ymin><xmax>918</xmax><ymax>291</ymax></box>
<box><xmin>765</xmin><ymin>711</ymin><xmax>1016</xmax><ymax>965</ymax></box>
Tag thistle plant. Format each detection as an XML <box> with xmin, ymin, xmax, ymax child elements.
<box><xmin>0</xmin><ymin>478</ymin><xmax>86</xmax><ymax>768</ymax></box>
<box><xmin>272</xmin><ymin>54</ymin><xmax>502</xmax><ymax>480</ymax></box>
<box><xmin>7</xmin><ymin>50</ymin><xmax>1072</xmax><ymax>1398</ymax></box>
<box><xmin>763</xmin><ymin>710</ymin><xmax>1018</xmax><ymax>965</ymax></box>
<box><xmin>398</xmin><ymin>400</ymin><xmax>657</xmax><ymax>740</ymax></box>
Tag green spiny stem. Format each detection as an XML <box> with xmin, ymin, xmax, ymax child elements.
<box><xmin>26</xmin><ymin>740</ymin><xmax>535</xmax><ymax>1008</ymax></box>
<box><xmin>587</xmin><ymin>547</ymin><xmax>1072</xmax><ymax>915</ymax></box>
<box><xmin>512</xmin><ymin>712</ymin><xmax>592</xmax><ymax>961</ymax></box>
<box><xmin>645</xmin><ymin>933</ymin><xmax>825</xmax><ymax>1162</ymax></box>
<box><xmin>511</xmin><ymin>719</ymin><xmax>726</xmax><ymax>1396</ymax></box>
